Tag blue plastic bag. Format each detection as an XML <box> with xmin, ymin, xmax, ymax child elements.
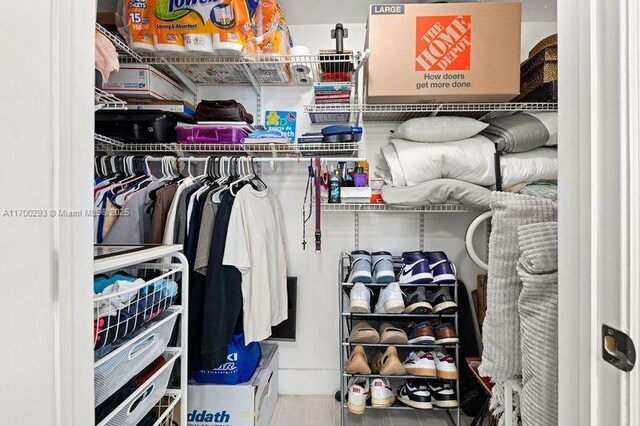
<box><xmin>193</xmin><ymin>333</ymin><xmax>262</xmax><ymax>385</ymax></box>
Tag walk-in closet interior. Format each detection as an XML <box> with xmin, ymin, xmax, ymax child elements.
<box><xmin>15</xmin><ymin>0</ymin><xmax>629</xmax><ymax>424</ymax></box>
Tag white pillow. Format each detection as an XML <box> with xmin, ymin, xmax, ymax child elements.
<box><xmin>392</xmin><ymin>116</ymin><xmax>489</xmax><ymax>143</ymax></box>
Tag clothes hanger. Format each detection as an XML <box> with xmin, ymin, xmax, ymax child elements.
<box><xmin>249</xmin><ymin>156</ymin><xmax>268</xmax><ymax>190</ymax></box>
<box><xmin>211</xmin><ymin>157</ymin><xmax>231</xmax><ymax>203</ymax></box>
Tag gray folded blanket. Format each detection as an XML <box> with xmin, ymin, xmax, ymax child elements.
<box><xmin>482</xmin><ymin>112</ymin><xmax>557</xmax><ymax>153</ymax></box>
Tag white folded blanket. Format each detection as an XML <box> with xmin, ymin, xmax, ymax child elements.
<box><xmin>377</xmin><ymin>136</ymin><xmax>557</xmax><ymax>188</ymax></box>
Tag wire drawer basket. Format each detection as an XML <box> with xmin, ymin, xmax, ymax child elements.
<box><xmin>97</xmin><ymin>349</ymin><xmax>181</xmax><ymax>426</ymax></box>
<box><xmin>94</xmin><ymin>309</ymin><xmax>180</xmax><ymax>407</ymax></box>
<box><xmin>93</xmin><ymin>268</ymin><xmax>180</xmax><ymax>350</ymax></box>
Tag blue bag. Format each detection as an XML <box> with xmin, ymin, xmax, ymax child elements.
<box><xmin>193</xmin><ymin>333</ymin><xmax>262</xmax><ymax>385</ymax></box>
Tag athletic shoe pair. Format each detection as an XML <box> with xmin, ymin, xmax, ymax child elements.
<box><xmin>397</xmin><ymin>379</ymin><xmax>459</xmax><ymax>410</ymax></box>
<box><xmin>349</xmin><ymin>378</ymin><xmax>459</xmax><ymax>412</ymax></box>
<box><xmin>402</xmin><ymin>351</ymin><xmax>459</xmax><ymax>379</ymax></box>
<box><xmin>403</xmin><ymin>286</ymin><xmax>458</xmax><ymax>314</ymax></box>
<box><xmin>349</xmin><ymin>282</ymin><xmax>405</xmax><ymax>314</ymax></box>
<box><xmin>406</xmin><ymin>321</ymin><xmax>459</xmax><ymax>345</ymax></box>
<box><xmin>348</xmin><ymin>251</ymin><xmax>394</xmax><ymax>284</ymax></box>
<box><xmin>347</xmin><ymin>377</ymin><xmax>396</xmax><ymax>414</ymax></box>
<box><xmin>398</xmin><ymin>251</ymin><xmax>456</xmax><ymax>285</ymax></box>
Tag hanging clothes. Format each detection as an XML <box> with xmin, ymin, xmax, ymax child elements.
<box><xmin>223</xmin><ymin>185</ymin><xmax>288</xmax><ymax>344</ymax></box>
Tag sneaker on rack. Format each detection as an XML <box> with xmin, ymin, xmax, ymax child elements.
<box><xmin>403</xmin><ymin>286</ymin><xmax>433</xmax><ymax>314</ymax></box>
<box><xmin>403</xmin><ymin>351</ymin><xmax>437</xmax><ymax>377</ymax></box>
<box><xmin>397</xmin><ymin>380</ymin><xmax>433</xmax><ymax>410</ymax></box>
<box><xmin>424</xmin><ymin>251</ymin><xmax>457</xmax><ymax>284</ymax></box>
<box><xmin>348</xmin><ymin>250</ymin><xmax>373</xmax><ymax>283</ymax></box>
<box><xmin>347</xmin><ymin>377</ymin><xmax>370</xmax><ymax>415</ymax></box>
<box><xmin>398</xmin><ymin>251</ymin><xmax>433</xmax><ymax>284</ymax></box>
<box><xmin>428</xmin><ymin>380</ymin><xmax>459</xmax><ymax>408</ymax></box>
<box><xmin>433</xmin><ymin>351</ymin><xmax>459</xmax><ymax>380</ymax></box>
<box><xmin>349</xmin><ymin>283</ymin><xmax>372</xmax><ymax>313</ymax></box>
<box><xmin>433</xmin><ymin>323</ymin><xmax>459</xmax><ymax>345</ymax></box>
<box><xmin>372</xmin><ymin>251</ymin><xmax>395</xmax><ymax>284</ymax></box>
<box><xmin>406</xmin><ymin>321</ymin><xmax>436</xmax><ymax>344</ymax></box>
<box><xmin>426</xmin><ymin>287</ymin><xmax>458</xmax><ymax>314</ymax></box>
<box><xmin>371</xmin><ymin>378</ymin><xmax>396</xmax><ymax>408</ymax></box>
<box><xmin>374</xmin><ymin>282</ymin><xmax>405</xmax><ymax>314</ymax></box>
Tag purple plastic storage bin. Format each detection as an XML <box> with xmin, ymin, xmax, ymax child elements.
<box><xmin>176</xmin><ymin>124</ymin><xmax>248</xmax><ymax>144</ymax></box>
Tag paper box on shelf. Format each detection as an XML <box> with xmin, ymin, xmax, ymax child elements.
<box><xmin>365</xmin><ymin>2</ymin><xmax>522</xmax><ymax>103</ymax></box>
<box><xmin>103</xmin><ymin>64</ymin><xmax>184</xmax><ymax>101</ymax></box>
<box><xmin>187</xmin><ymin>344</ymin><xmax>279</xmax><ymax>426</ymax></box>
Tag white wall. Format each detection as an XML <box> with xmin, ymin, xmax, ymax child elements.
<box><xmin>199</xmin><ymin>21</ymin><xmax>521</xmax><ymax>394</ymax></box>
<box><xmin>0</xmin><ymin>1</ymin><xmax>95</xmax><ymax>425</ymax></box>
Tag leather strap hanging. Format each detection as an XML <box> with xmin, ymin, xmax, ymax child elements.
<box><xmin>314</xmin><ymin>157</ymin><xmax>322</xmax><ymax>253</ymax></box>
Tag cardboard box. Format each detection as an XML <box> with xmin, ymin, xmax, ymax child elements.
<box><xmin>187</xmin><ymin>344</ymin><xmax>279</xmax><ymax>426</ymax></box>
<box><xmin>103</xmin><ymin>64</ymin><xmax>184</xmax><ymax>101</ymax></box>
<box><xmin>365</xmin><ymin>2</ymin><xmax>522</xmax><ymax>103</ymax></box>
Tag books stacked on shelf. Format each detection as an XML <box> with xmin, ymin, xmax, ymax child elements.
<box><xmin>314</xmin><ymin>83</ymin><xmax>353</xmax><ymax>105</ymax></box>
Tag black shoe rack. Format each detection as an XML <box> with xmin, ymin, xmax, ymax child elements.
<box><xmin>339</xmin><ymin>253</ymin><xmax>461</xmax><ymax>426</ymax></box>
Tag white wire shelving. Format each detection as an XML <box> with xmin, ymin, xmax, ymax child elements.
<box><xmin>96</xmin><ymin>23</ymin><xmax>366</xmax><ymax>87</ymax></box>
<box><xmin>95</xmin><ymin>88</ymin><xmax>127</xmax><ymax>111</ymax></box>
<box><xmin>304</xmin><ymin>102</ymin><xmax>559</xmax><ymax>123</ymax></box>
<box><xmin>321</xmin><ymin>202</ymin><xmax>472</xmax><ymax>213</ymax></box>
<box><xmin>95</xmin><ymin>141</ymin><xmax>362</xmax><ymax>159</ymax></box>
<box><xmin>94</xmin><ymin>133</ymin><xmax>125</xmax><ymax>148</ymax></box>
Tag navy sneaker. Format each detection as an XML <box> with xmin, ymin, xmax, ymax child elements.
<box><xmin>398</xmin><ymin>251</ymin><xmax>433</xmax><ymax>284</ymax></box>
<box><xmin>424</xmin><ymin>251</ymin><xmax>456</xmax><ymax>284</ymax></box>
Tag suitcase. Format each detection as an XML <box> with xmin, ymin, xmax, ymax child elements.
<box><xmin>95</xmin><ymin>111</ymin><xmax>192</xmax><ymax>143</ymax></box>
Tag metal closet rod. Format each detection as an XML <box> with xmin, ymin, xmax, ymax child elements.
<box><xmin>143</xmin><ymin>156</ymin><xmax>366</xmax><ymax>163</ymax></box>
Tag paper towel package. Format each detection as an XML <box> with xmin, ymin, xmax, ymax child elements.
<box><xmin>103</xmin><ymin>64</ymin><xmax>184</xmax><ymax>101</ymax></box>
<box><xmin>187</xmin><ymin>344</ymin><xmax>278</xmax><ymax>426</ymax></box>
<box><xmin>365</xmin><ymin>2</ymin><xmax>522</xmax><ymax>103</ymax></box>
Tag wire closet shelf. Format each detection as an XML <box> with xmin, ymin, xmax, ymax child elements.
<box><xmin>96</xmin><ymin>23</ymin><xmax>366</xmax><ymax>87</ymax></box>
<box><xmin>95</xmin><ymin>141</ymin><xmax>362</xmax><ymax>159</ymax></box>
<box><xmin>305</xmin><ymin>102</ymin><xmax>559</xmax><ymax>123</ymax></box>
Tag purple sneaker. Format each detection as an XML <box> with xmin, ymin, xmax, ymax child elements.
<box><xmin>398</xmin><ymin>251</ymin><xmax>433</xmax><ymax>284</ymax></box>
<box><xmin>424</xmin><ymin>252</ymin><xmax>456</xmax><ymax>284</ymax></box>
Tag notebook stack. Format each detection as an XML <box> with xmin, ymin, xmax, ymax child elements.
<box><xmin>314</xmin><ymin>83</ymin><xmax>353</xmax><ymax>105</ymax></box>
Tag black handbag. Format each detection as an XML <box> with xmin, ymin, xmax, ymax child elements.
<box><xmin>195</xmin><ymin>100</ymin><xmax>254</xmax><ymax>124</ymax></box>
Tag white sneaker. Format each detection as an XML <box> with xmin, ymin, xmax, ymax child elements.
<box><xmin>433</xmin><ymin>351</ymin><xmax>458</xmax><ymax>380</ymax></box>
<box><xmin>374</xmin><ymin>282</ymin><xmax>405</xmax><ymax>314</ymax></box>
<box><xmin>349</xmin><ymin>283</ymin><xmax>372</xmax><ymax>313</ymax></box>
<box><xmin>371</xmin><ymin>378</ymin><xmax>395</xmax><ymax>408</ymax></box>
<box><xmin>403</xmin><ymin>351</ymin><xmax>437</xmax><ymax>377</ymax></box>
<box><xmin>347</xmin><ymin>377</ymin><xmax>370</xmax><ymax>415</ymax></box>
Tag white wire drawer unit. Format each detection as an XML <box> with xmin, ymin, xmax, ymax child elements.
<box><xmin>93</xmin><ymin>244</ymin><xmax>188</xmax><ymax>426</ymax></box>
<box><xmin>338</xmin><ymin>253</ymin><xmax>461</xmax><ymax>426</ymax></box>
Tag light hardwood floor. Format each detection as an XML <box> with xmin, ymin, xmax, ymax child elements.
<box><xmin>269</xmin><ymin>396</ymin><xmax>470</xmax><ymax>426</ymax></box>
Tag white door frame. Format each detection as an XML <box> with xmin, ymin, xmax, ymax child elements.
<box><xmin>559</xmin><ymin>0</ymin><xmax>640</xmax><ymax>424</ymax></box>
<box><xmin>0</xmin><ymin>1</ymin><xmax>96</xmax><ymax>425</ymax></box>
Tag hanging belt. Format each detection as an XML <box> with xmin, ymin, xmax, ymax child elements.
<box><xmin>314</xmin><ymin>157</ymin><xmax>322</xmax><ymax>253</ymax></box>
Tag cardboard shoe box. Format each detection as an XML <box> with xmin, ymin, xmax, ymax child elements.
<box><xmin>103</xmin><ymin>64</ymin><xmax>185</xmax><ymax>101</ymax></box>
<box><xmin>365</xmin><ymin>2</ymin><xmax>522</xmax><ymax>103</ymax></box>
<box><xmin>187</xmin><ymin>343</ymin><xmax>279</xmax><ymax>426</ymax></box>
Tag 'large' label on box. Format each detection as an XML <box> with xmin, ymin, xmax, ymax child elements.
<box><xmin>415</xmin><ymin>15</ymin><xmax>471</xmax><ymax>71</ymax></box>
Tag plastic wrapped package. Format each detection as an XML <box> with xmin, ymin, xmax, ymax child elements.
<box><xmin>116</xmin><ymin>0</ymin><xmax>256</xmax><ymax>56</ymax></box>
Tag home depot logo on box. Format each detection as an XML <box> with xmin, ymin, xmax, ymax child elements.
<box><xmin>415</xmin><ymin>15</ymin><xmax>471</xmax><ymax>71</ymax></box>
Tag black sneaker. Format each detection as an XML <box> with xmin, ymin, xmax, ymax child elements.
<box><xmin>403</xmin><ymin>287</ymin><xmax>433</xmax><ymax>314</ymax></box>
<box><xmin>396</xmin><ymin>380</ymin><xmax>433</xmax><ymax>410</ymax></box>
<box><xmin>426</xmin><ymin>287</ymin><xmax>458</xmax><ymax>314</ymax></box>
<box><xmin>428</xmin><ymin>380</ymin><xmax>459</xmax><ymax>408</ymax></box>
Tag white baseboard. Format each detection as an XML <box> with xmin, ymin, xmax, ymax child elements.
<box><xmin>278</xmin><ymin>369</ymin><xmax>339</xmax><ymax>395</ymax></box>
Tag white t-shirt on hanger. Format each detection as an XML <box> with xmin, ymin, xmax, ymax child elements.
<box><xmin>223</xmin><ymin>185</ymin><xmax>288</xmax><ymax>344</ymax></box>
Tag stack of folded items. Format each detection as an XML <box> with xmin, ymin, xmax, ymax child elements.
<box><xmin>377</xmin><ymin>113</ymin><xmax>558</xmax><ymax>209</ymax></box>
